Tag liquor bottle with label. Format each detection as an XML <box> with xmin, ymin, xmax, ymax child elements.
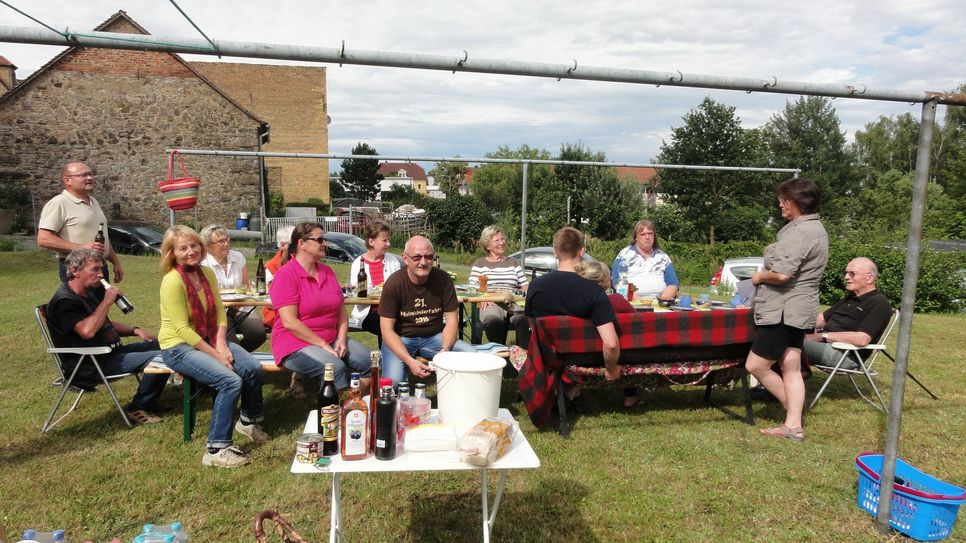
<box><xmin>340</xmin><ymin>372</ymin><xmax>368</xmax><ymax>461</ymax></box>
<box><xmin>100</xmin><ymin>279</ymin><xmax>134</xmax><ymax>314</ymax></box>
<box><xmin>94</xmin><ymin>222</ymin><xmax>106</xmax><ymax>255</ymax></box>
<box><xmin>255</xmin><ymin>257</ymin><xmax>266</xmax><ymax>295</ymax></box>
<box><xmin>318</xmin><ymin>363</ymin><xmax>340</xmax><ymax>456</ymax></box>
<box><xmin>375</xmin><ymin>385</ymin><xmax>397</xmax><ymax>460</ymax></box>
<box><xmin>356</xmin><ymin>263</ymin><xmax>368</xmax><ymax>298</ymax></box>
<box><xmin>367</xmin><ymin>351</ymin><xmax>381</xmax><ymax>453</ymax></box>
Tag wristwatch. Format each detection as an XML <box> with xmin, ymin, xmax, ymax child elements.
<box><xmin>822</xmin><ymin>332</ymin><xmax>829</xmax><ymax>343</ymax></box>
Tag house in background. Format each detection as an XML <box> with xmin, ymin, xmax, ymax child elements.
<box><xmin>377</xmin><ymin>162</ymin><xmax>428</xmax><ymax>194</ymax></box>
<box><xmin>613</xmin><ymin>166</ymin><xmax>662</xmax><ymax>206</ymax></box>
<box><xmin>0</xmin><ymin>10</ymin><xmax>328</xmax><ymax>230</ymax></box>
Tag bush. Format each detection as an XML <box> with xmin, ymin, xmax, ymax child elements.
<box><xmin>424</xmin><ymin>195</ymin><xmax>492</xmax><ymax>251</ymax></box>
<box><xmin>0</xmin><ymin>240</ymin><xmax>17</xmax><ymax>252</ymax></box>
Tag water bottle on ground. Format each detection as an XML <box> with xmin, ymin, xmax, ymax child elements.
<box><xmin>19</xmin><ymin>529</ymin><xmax>65</xmax><ymax>542</ymax></box>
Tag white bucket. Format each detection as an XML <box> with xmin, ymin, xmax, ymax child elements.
<box><xmin>239</xmin><ymin>212</ymin><xmax>249</xmax><ymax>219</ymax></box>
<box><xmin>434</xmin><ymin>352</ymin><xmax>506</xmax><ymax>437</ymax></box>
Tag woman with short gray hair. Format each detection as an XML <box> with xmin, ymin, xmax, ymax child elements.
<box><xmin>200</xmin><ymin>224</ymin><xmax>266</xmax><ymax>352</ymax></box>
<box><xmin>468</xmin><ymin>225</ymin><xmax>528</xmax><ymax>345</ymax></box>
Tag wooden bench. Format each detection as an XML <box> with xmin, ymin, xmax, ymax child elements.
<box><xmin>145</xmin><ymin>352</ymin><xmax>284</xmax><ymax>442</ymax></box>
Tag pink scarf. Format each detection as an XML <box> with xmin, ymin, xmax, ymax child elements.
<box><xmin>176</xmin><ymin>264</ymin><xmax>218</xmax><ymax>343</ymax></box>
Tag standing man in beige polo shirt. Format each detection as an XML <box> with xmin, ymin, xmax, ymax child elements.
<box><xmin>37</xmin><ymin>162</ymin><xmax>124</xmax><ymax>284</ymax></box>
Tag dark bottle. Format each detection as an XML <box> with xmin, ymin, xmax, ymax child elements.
<box><xmin>255</xmin><ymin>257</ymin><xmax>266</xmax><ymax>295</ymax></box>
<box><xmin>340</xmin><ymin>372</ymin><xmax>369</xmax><ymax>461</ymax></box>
<box><xmin>99</xmin><ymin>279</ymin><xmax>134</xmax><ymax>314</ymax></box>
<box><xmin>531</xmin><ymin>268</ymin><xmax>537</xmax><ymax>282</ymax></box>
<box><xmin>375</xmin><ymin>385</ymin><xmax>397</xmax><ymax>461</ymax></box>
<box><xmin>433</xmin><ymin>254</ymin><xmax>441</xmax><ymax>268</ymax></box>
<box><xmin>357</xmin><ymin>262</ymin><xmax>368</xmax><ymax>298</ymax></box>
<box><xmin>94</xmin><ymin>222</ymin><xmax>106</xmax><ymax>256</ymax></box>
<box><xmin>367</xmin><ymin>351</ymin><xmax>381</xmax><ymax>453</ymax></box>
<box><xmin>318</xmin><ymin>363</ymin><xmax>340</xmax><ymax>456</ymax></box>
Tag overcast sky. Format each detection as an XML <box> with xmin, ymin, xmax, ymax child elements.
<box><xmin>2</xmin><ymin>1</ymin><xmax>964</xmax><ymax>173</ymax></box>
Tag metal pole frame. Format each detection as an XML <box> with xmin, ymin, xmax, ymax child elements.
<box><xmin>875</xmin><ymin>99</ymin><xmax>937</xmax><ymax>534</ymax></box>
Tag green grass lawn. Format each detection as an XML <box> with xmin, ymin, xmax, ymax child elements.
<box><xmin>1</xmin><ymin>251</ymin><xmax>964</xmax><ymax>542</ymax></box>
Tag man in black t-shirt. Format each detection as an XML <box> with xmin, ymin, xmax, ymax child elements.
<box><xmin>378</xmin><ymin>236</ymin><xmax>474</xmax><ymax>384</ymax></box>
<box><xmin>803</xmin><ymin>257</ymin><xmax>893</xmax><ymax>369</ymax></box>
<box><xmin>46</xmin><ymin>248</ymin><xmax>168</xmax><ymax>423</ymax></box>
<box><xmin>522</xmin><ymin>227</ymin><xmax>620</xmax><ymax>382</ymax></box>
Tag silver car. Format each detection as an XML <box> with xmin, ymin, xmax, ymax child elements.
<box><xmin>710</xmin><ymin>257</ymin><xmax>764</xmax><ymax>294</ymax></box>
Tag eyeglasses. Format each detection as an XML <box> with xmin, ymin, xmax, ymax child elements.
<box><xmin>844</xmin><ymin>270</ymin><xmax>872</xmax><ymax>277</ymax></box>
<box><xmin>304</xmin><ymin>236</ymin><xmax>326</xmax><ymax>244</ymax></box>
<box><xmin>406</xmin><ymin>253</ymin><xmax>435</xmax><ymax>262</ymax></box>
<box><xmin>211</xmin><ymin>238</ymin><xmax>230</xmax><ymax>245</ymax></box>
<box><xmin>66</xmin><ymin>172</ymin><xmax>94</xmax><ymax>178</ymax></box>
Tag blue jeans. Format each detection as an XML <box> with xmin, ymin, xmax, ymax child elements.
<box><xmin>101</xmin><ymin>340</ymin><xmax>168</xmax><ymax>411</ymax></box>
<box><xmin>280</xmin><ymin>338</ymin><xmax>372</xmax><ymax>389</ymax></box>
<box><xmin>162</xmin><ymin>342</ymin><xmax>264</xmax><ymax>448</ymax></box>
<box><xmin>380</xmin><ymin>334</ymin><xmax>475</xmax><ymax>385</ymax></box>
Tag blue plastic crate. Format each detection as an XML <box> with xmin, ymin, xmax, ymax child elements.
<box><xmin>856</xmin><ymin>453</ymin><xmax>966</xmax><ymax>541</ymax></box>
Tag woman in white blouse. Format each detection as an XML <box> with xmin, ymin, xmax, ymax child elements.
<box><xmin>347</xmin><ymin>220</ymin><xmax>403</xmax><ymax>337</ymax></box>
<box><xmin>200</xmin><ymin>224</ymin><xmax>266</xmax><ymax>352</ymax></box>
<box><xmin>611</xmin><ymin>220</ymin><xmax>680</xmax><ymax>301</ymax></box>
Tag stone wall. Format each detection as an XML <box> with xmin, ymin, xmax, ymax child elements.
<box><xmin>0</xmin><ymin>45</ymin><xmax>263</xmax><ymax>229</ymax></box>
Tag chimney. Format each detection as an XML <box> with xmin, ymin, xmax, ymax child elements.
<box><xmin>0</xmin><ymin>55</ymin><xmax>17</xmax><ymax>95</ymax></box>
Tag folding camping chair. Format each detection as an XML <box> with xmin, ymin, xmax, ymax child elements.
<box><xmin>808</xmin><ymin>309</ymin><xmax>938</xmax><ymax>412</ymax></box>
<box><xmin>35</xmin><ymin>305</ymin><xmax>137</xmax><ymax>433</ymax></box>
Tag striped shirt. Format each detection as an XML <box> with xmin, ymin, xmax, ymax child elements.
<box><xmin>469</xmin><ymin>256</ymin><xmax>528</xmax><ymax>291</ymax></box>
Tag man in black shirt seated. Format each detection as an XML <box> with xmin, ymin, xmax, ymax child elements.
<box><xmin>46</xmin><ymin>248</ymin><xmax>168</xmax><ymax>424</ymax></box>
<box><xmin>804</xmin><ymin>257</ymin><xmax>893</xmax><ymax>370</ymax></box>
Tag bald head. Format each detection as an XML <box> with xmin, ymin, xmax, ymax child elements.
<box><xmin>405</xmin><ymin>236</ymin><xmax>433</xmax><ymax>255</ymax></box>
<box><xmin>61</xmin><ymin>162</ymin><xmax>95</xmax><ymax>198</ymax></box>
<box><xmin>402</xmin><ymin>235</ymin><xmax>435</xmax><ymax>284</ymax></box>
<box><xmin>844</xmin><ymin>257</ymin><xmax>878</xmax><ymax>295</ymax></box>
<box><xmin>850</xmin><ymin>257</ymin><xmax>878</xmax><ymax>276</ymax></box>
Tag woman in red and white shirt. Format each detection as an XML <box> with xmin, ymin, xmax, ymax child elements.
<box><xmin>348</xmin><ymin>220</ymin><xmax>403</xmax><ymax>336</ymax></box>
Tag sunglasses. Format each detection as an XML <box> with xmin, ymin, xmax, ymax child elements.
<box><xmin>304</xmin><ymin>236</ymin><xmax>326</xmax><ymax>244</ymax></box>
<box><xmin>406</xmin><ymin>253</ymin><xmax>435</xmax><ymax>262</ymax></box>
<box><xmin>844</xmin><ymin>270</ymin><xmax>871</xmax><ymax>277</ymax></box>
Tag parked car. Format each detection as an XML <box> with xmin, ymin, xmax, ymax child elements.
<box><xmin>509</xmin><ymin>246</ymin><xmax>598</xmax><ymax>278</ymax></box>
<box><xmin>709</xmin><ymin>256</ymin><xmax>764</xmax><ymax>293</ymax></box>
<box><xmin>107</xmin><ymin>221</ymin><xmax>164</xmax><ymax>255</ymax></box>
<box><xmin>255</xmin><ymin>231</ymin><xmax>367</xmax><ymax>264</ymax></box>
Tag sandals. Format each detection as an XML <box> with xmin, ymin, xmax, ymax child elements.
<box><xmin>760</xmin><ymin>424</ymin><xmax>804</xmax><ymax>441</ymax></box>
<box><xmin>126</xmin><ymin>409</ymin><xmax>163</xmax><ymax>425</ymax></box>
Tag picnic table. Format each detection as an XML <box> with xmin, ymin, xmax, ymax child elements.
<box><xmin>520</xmin><ymin>308</ymin><xmax>757</xmax><ymax>436</ymax></box>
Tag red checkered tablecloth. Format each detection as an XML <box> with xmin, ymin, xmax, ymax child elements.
<box><xmin>519</xmin><ymin>309</ymin><xmax>755</xmax><ymax>428</ymax></box>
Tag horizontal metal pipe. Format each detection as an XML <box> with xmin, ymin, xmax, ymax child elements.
<box><xmin>168</xmin><ymin>149</ymin><xmax>801</xmax><ymax>174</ymax></box>
<box><xmin>3</xmin><ymin>24</ymin><xmax>964</xmax><ymax>106</ymax></box>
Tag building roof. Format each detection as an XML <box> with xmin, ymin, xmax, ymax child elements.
<box><xmin>0</xmin><ymin>10</ymin><xmax>265</xmax><ymax>126</ymax></box>
<box><xmin>0</xmin><ymin>55</ymin><xmax>15</xmax><ymax>68</ymax></box>
<box><xmin>613</xmin><ymin>166</ymin><xmax>660</xmax><ymax>185</ymax></box>
<box><xmin>378</xmin><ymin>162</ymin><xmax>427</xmax><ymax>180</ymax></box>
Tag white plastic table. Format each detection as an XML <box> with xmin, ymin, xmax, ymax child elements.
<box><xmin>291</xmin><ymin>408</ymin><xmax>540</xmax><ymax>543</ymax></box>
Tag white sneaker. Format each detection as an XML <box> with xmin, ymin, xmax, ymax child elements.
<box><xmin>235</xmin><ymin>419</ymin><xmax>270</xmax><ymax>442</ymax></box>
<box><xmin>202</xmin><ymin>446</ymin><xmax>250</xmax><ymax>468</ymax></box>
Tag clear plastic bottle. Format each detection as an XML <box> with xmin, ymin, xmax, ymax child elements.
<box><xmin>169</xmin><ymin>522</ymin><xmax>188</xmax><ymax>543</ymax></box>
<box><xmin>616</xmin><ymin>272</ymin><xmax>629</xmax><ymax>299</ymax></box>
<box><xmin>19</xmin><ymin>529</ymin><xmax>65</xmax><ymax>542</ymax></box>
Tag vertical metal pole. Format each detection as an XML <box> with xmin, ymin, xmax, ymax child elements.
<box><xmin>257</xmin><ymin>131</ymin><xmax>268</xmax><ymax>242</ymax></box>
<box><xmin>519</xmin><ymin>162</ymin><xmax>529</xmax><ymax>269</ymax></box>
<box><xmin>875</xmin><ymin>99</ymin><xmax>937</xmax><ymax>534</ymax></box>
<box><xmin>567</xmin><ymin>196</ymin><xmax>571</xmax><ymax>225</ymax></box>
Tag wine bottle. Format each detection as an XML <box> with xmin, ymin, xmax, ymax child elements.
<box><xmin>375</xmin><ymin>386</ymin><xmax>397</xmax><ymax>460</ymax></box>
<box><xmin>357</xmin><ymin>262</ymin><xmax>368</xmax><ymax>298</ymax></box>
<box><xmin>255</xmin><ymin>257</ymin><xmax>266</xmax><ymax>295</ymax></box>
<box><xmin>318</xmin><ymin>363</ymin><xmax>340</xmax><ymax>456</ymax></box>
<box><xmin>99</xmin><ymin>279</ymin><xmax>134</xmax><ymax>314</ymax></box>
<box><xmin>340</xmin><ymin>372</ymin><xmax>368</xmax><ymax>460</ymax></box>
<box><xmin>367</xmin><ymin>351</ymin><xmax>381</xmax><ymax>453</ymax></box>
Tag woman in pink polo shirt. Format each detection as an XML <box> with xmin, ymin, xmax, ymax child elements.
<box><xmin>269</xmin><ymin>222</ymin><xmax>371</xmax><ymax>390</ymax></box>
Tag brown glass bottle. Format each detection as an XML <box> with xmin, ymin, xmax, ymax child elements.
<box><xmin>94</xmin><ymin>223</ymin><xmax>106</xmax><ymax>256</ymax></box>
<box><xmin>367</xmin><ymin>351</ymin><xmax>381</xmax><ymax>453</ymax></box>
<box><xmin>340</xmin><ymin>372</ymin><xmax>369</xmax><ymax>460</ymax></box>
<box><xmin>357</xmin><ymin>263</ymin><xmax>368</xmax><ymax>298</ymax></box>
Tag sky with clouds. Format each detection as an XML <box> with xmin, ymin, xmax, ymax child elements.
<box><xmin>2</xmin><ymin>1</ymin><xmax>964</xmax><ymax>172</ymax></box>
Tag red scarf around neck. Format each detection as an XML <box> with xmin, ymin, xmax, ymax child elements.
<box><xmin>175</xmin><ymin>264</ymin><xmax>219</xmax><ymax>343</ymax></box>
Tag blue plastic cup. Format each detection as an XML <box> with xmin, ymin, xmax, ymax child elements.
<box><xmin>679</xmin><ymin>295</ymin><xmax>692</xmax><ymax>308</ymax></box>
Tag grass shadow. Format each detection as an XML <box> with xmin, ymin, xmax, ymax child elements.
<box><xmin>408</xmin><ymin>477</ymin><xmax>598</xmax><ymax>543</ymax></box>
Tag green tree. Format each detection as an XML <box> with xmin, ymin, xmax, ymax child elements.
<box><xmin>339</xmin><ymin>142</ymin><xmax>383</xmax><ymax>201</ymax></box>
<box><xmin>381</xmin><ymin>185</ymin><xmax>428</xmax><ymax>208</ymax></box>
<box><xmin>852</xmin><ymin>113</ymin><xmax>920</xmax><ymax>178</ymax></box>
<box><xmin>655</xmin><ymin>97</ymin><xmax>771</xmax><ymax>243</ymax></box>
<box><xmin>471</xmin><ymin>145</ymin><xmax>556</xmax><ymax>244</ymax></box>
<box><xmin>423</xmin><ymin>194</ymin><xmax>491</xmax><ymax>251</ymax></box>
<box><xmin>761</xmin><ymin>96</ymin><xmax>855</xmax><ymax>222</ymax></box>
<box><xmin>853</xmin><ymin>170</ymin><xmax>958</xmax><ymax>242</ymax></box>
<box><xmin>429</xmin><ymin>159</ymin><xmax>469</xmax><ymax>198</ymax></box>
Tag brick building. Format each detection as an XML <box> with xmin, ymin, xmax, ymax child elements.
<box><xmin>0</xmin><ymin>10</ymin><xmax>328</xmax><ymax>230</ymax></box>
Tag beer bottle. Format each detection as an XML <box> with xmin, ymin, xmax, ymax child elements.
<box><xmin>318</xmin><ymin>363</ymin><xmax>340</xmax><ymax>456</ymax></box>
<box><xmin>414</xmin><ymin>383</ymin><xmax>427</xmax><ymax>399</ymax></box>
<box><xmin>433</xmin><ymin>254</ymin><xmax>441</xmax><ymax>268</ymax></box>
<box><xmin>100</xmin><ymin>279</ymin><xmax>135</xmax><ymax>314</ymax></box>
<box><xmin>94</xmin><ymin>223</ymin><xmax>106</xmax><ymax>256</ymax></box>
<box><xmin>340</xmin><ymin>372</ymin><xmax>368</xmax><ymax>460</ymax></box>
<box><xmin>356</xmin><ymin>262</ymin><xmax>368</xmax><ymax>298</ymax></box>
<box><xmin>255</xmin><ymin>257</ymin><xmax>266</xmax><ymax>295</ymax></box>
<box><xmin>375</xmin><ymin>385</ymin><xmax>397</xmax><ymax>460</ymax></box>
<box><xmin>367</xmin><ymin>351</ymin><xmax>381</xmax><ymax>453</ymax></box>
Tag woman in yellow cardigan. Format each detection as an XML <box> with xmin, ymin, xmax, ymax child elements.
<box><xmin>158</xmin><ymin>225</ymin><xmax>269</xmax><ymax>468</ymax></box>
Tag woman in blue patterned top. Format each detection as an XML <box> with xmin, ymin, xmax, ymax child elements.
<box><xmin>611</xmin><ymin>220</ymin><xmax>679</xmax><ymax>301</ymax></box>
